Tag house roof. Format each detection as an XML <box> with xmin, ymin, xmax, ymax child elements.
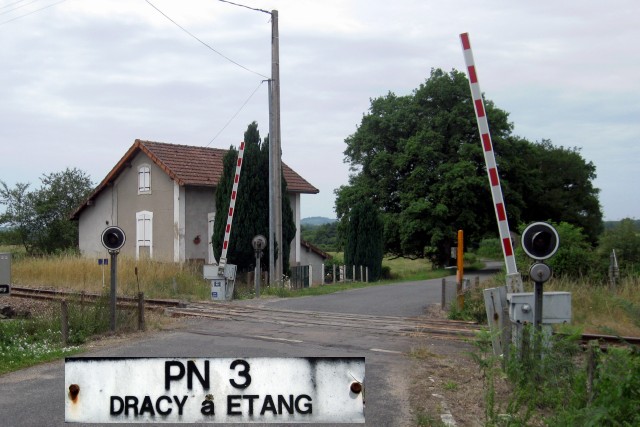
<box><xmin>300</xmin><ymin>239</ymin><xmax>332</xmax><ymax>260</ymax></box>
<box><xmin>71</xmin><ymin>139</ymin><xmax>319</xmax><ymax>219</ymax></box>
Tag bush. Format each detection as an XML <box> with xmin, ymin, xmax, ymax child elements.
<box><xmin>517</xmin><ymin>221</ymin><xmax>597</xmax><ymax>278</ymax></box>
<box><xmin>476</xmin><ymin>237</ymin><xmax>503</xmax><ymax>259</ymax></box>
<box><xmin>447</xmin><ymin>284</ymin><xmax>487</xmax><ymax>323</ymax></box>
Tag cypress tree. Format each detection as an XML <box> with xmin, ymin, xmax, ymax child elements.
<box><xmin>344</xmin><ymin>200</ymin><xmax>384</xmax><ymax>281</ymax></box>
<box><xmin>213</xmin><ymin>122</ymin><xmax>295</xmax><ymax>274</ymax></box>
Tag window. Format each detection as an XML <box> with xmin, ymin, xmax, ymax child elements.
<box><xmin>136</xmin><ymin>211</ymin><xmax>153</xmax><ymax>259</ymax></box>
<box><xmin>138</xmin><ymin>164</ymin><xmax>151</xmax><ymax>194</ymax></box>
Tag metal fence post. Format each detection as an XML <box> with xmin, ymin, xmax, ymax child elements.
<box><xmin>441</xmin><ymin>278</ymin><xmax>446</xmax><ymax>310</ymax></box>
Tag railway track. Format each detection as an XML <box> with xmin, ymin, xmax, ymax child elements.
<box><xmin>166</xmin><ymin>301</ymin><xmax>482</xmax><ymax>339</ymax></box>
<box><xmin>9</xmin><ymin>286</ymin><xmax>184</xmax><ymax>310</ymax></box>
<box><xmin>6</xmin><ymin>286</ymin><xmax>640</xmax><ymax>346</ymax></box>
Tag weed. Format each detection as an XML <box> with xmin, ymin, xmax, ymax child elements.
<box><xmin>415</xmin><ymin>411</ymin><xmax>445</xmax><ymax>427</ymax></box>
<box><xmin>409</xmin><ymin>346</ymin><xmax>440</xmax><ymax>360</ymax></box>
<box><xmin>443</xmin><ymin>381</ymin><xmax>458</xmax><ymax>391</ymax></box>
<box><xmin>0</xmin><ymin>318</ymin><xmax>82</xmax><ymax>375</ymax></box>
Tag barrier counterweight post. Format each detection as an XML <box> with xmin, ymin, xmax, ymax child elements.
<box><xmin>460</xmin><ymin>33</ymin><xmax>522</xmax><ymax>292</ymax></box>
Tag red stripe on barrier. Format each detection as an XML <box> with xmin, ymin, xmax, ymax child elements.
<box><xmin>496</xmin><ymin>203</ymin><xmax>506</xmax><ymax>221</ymax></box>
<box><xmin>237</xmin><ymin>158</ymin><xmax>242</xmax><ymax>167</ymax></box>
<box><xmin>475</xmin><ymin>99</ymin><xmax>485</xmax><ymax>117</ymax></box>
<box><xmin>234</xmin><ymin>174</ymin><xmax>239</xmax><ymax>184</ymax></box>
<box><xmin>502</xmin><ymin>238</ymin><xmax>513</xmax><ymax>256</ymax></box>
<box><xmin>239</xmin><ymin>142</ymin><xmax>245</xmax><ymax>150</ymax></box>
<box><xmin>231</xmin><ymin>191</ymin><xmax>236</xmax><ymax>200</ymax></box>
<box><xmin>503</xmin><ymin>237</ymin><xmax>513</xmax><ymax>256</ymax></box>
<box><xmin>468</xmin><ymin>65</ymin><xmax>477</xmax><ymax>83</ymax></box>
<box><xmin>489</xmin><ymin>168</ymin><xmax>499</xmax><ymax>186</ymax></box>
<box><xmin>482</xmin><ymin>133</ymin><xmax>492</xmax><ymax>151</ymax></box>
<box><xmin>226</xmin><ymin>224</ymin><xmax>231</xmax><ymax>233</ymax></box>
<box><xmin>228</xmin><ymin>207</ymin><xmax>234</xmax><ymax>217</ymax></box>
<box><xmin>460</xmin><ymin>33</ymin><xmax>470</xmax><ymax>50</ymax></box>
<box><xmin>223</xmin><ymin>241</ymin><xmax>228</xmax><ymax>250</ymax></box>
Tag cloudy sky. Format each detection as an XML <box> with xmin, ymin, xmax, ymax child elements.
<box><xmin>1</xmin><ymin>0</ymin><xmax>638</xmax><ymax>221</ymax></box>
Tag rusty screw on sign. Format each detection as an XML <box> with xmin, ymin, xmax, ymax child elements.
<box><xmin>69</xmin><ymin>384</ymin><xmax>80</xmax><ymax>402</ymax></box>
<box><xmin>350</xmin><ymin>381</ymin><xmax>362</xmax><ymax>394</ymax></box>
<box><xmin>350</xmin><ymin>378</ymin><xmax>365</xmax><ymax>406</ymax></box>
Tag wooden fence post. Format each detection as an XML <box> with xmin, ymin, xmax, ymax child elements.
<box><xmin>61</xmin><ymin>299</ymin><xmax>69</xmax><ymax>346</ymax></box>
<box><xmin>137</xmin><ymin>292</ymin><xmax>145</xmax><ymax>331</ymax></box>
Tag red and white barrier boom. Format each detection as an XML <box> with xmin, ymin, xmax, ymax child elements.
<box><xmin>460</xmin><ymin>33</ymin><xmax>522</xmax><ymax>292</ymax></box>
<box><xmin>218</xmin><ymin>141</ymin><xmax>245</xmax><ymax>272</ymax></box>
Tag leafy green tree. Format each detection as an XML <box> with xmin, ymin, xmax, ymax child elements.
<box><xmin>0</xmin><ymin>168</ymin><xmax>93</xmax><ymax>254</ymax></box>
<box><xmin>344</xmin><ymin>200</ymin><xmax>384</xmax><ymax>281</ymax></box>
<box><xmin>301</xmin><ymin>222</ymin><xmax>338</xmax><ymax>252</ymax></box>
<box><xmin>212</xmin><ymin>122</ymin><xmax>295</xmax><ymax>274</ymax></box>
<box><xmin>599</xmin><ymin>218</ymin><xmax>640</xmax><ymax>273</ymax></box>
<box><xmin>336</xmin><ymin>68</ymin><xmax>603</xmax><ymax>265</ymax></box>
<box><xmin>520</xmin><ymin>141</ymin><xmax>603</xmax><ymax>244</ymax></box>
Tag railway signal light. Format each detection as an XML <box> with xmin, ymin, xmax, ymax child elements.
<box><xmin>521</xmin><ymin>222</ymin><xmax>559</xmax><ymax>261</ymax></box>
<box><xmin>101</xmin><ymin>226</ymin><xmax>126</xmax><ymax>253</ymax></box>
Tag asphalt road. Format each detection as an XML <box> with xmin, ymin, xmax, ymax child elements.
<box><xmin>243</xmin><ymin>262</ymin><xmax>502</xmax><ymax>317</ymax></box>
<box><xmin>0</xmin><ymin>267</ymin><xmax>498</xmax><ymax>426</ymax></box>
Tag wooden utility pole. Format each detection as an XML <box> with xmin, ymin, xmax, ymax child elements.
<box><xmin>269</xmin><ymin>9</ymin><xmax>283</xmax><ymax>284</ymax></box>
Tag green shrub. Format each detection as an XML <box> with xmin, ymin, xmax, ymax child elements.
<box><xmin>476</xmin><ymin>237</ymin><xmax>503</xmax><ymax>259</ymax></box>
<box><xmin>447</xmin><ymin>285</ymin><xmax>486</xmax><ymax>324</ymax></box>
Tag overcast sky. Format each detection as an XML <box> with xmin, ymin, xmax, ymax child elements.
<box><xmin>1</xmin><ymin>0</ymin><xmax>638</xmax><ymax>221</ymax></box>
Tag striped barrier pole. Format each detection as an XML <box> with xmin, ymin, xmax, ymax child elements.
<box><xmin>460</xmin><ymin>33</ymin><xmax>522</xmax><ymax>292</ymax></box>
<box><xmin>218</xmin><ymin>141</ymin><xmax>246</xmax><ymax>272</ymax></box>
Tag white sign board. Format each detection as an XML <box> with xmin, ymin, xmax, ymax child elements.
<box><xmin>65</xmin><ymin>357</ymin><xmax>365</xmax><ymax>424</ymax></box>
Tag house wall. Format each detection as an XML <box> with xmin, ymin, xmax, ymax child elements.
<box><xmin>112</xmin><ymin>154</ymin><xmax>176</xmax><ymax>261</ymax></box>
<box><xmin>78</xmin><ymin>185</ymin><xmax>116</xmax><ymax>258</ymax></box>
<box><xmin>298</xmin><ymin>246</ymin><xmax>327</xmax><ymax>285</ymax></box>
<box><xmin>185</xmin><ymin>186</ymin><xmax>216</xmax><ymax>262</ymax></box>
<box><xmin>78</xmin><ymin>153</ymin><xmax>307</xmax><ymax>266</ymax></box>
<box><xmin>291</xmin><ymin>193</ymin><xmax>301</xmax><ymax>266</ymax></box>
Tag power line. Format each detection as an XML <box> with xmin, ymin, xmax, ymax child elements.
<box><xmin>215</xmin><ymin>0</ymin><xmax>270</xmax><ymax>15</ymax></box>
<box><xmin>206</xmin><ymin>79</ymin><xmax>266</xmax><ymax>147</ymax></box>
<box><xmin>144</xmin><ymin>0</ymin><xmax>268</xmax><ymax>79</ymax></box>
<box><xmin>0</xmin><ymin>0</ymin><xmax>66</xmax><ymax>26</ymax></box>
<box><xmin>0</xmin><ymin>0</ymin><xmax>45</xmax><ymax>16</ymax></box>
<box><xmin>0</xmin><ymin>0</ymin><xmax>32</xmax><ymax>11</ymax></box>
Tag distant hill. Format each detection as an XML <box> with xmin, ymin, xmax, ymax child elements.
<box><xmin>301</xmin><ymin>217</ymin><xmax>336</xmax><ymax>226</ymax></box>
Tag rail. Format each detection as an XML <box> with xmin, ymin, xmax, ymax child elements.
<box><xmin>9</xmin><ymin>286</ymin><xmax>184</xmax><ymax>310</ymax></box>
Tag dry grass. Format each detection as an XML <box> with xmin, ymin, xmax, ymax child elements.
<box><xmin>11</xmin><ymin>253</ymin><xmax>211</xmax><ymax>301</ymax></box>
<box><xmin>541</xmin><ymin>275</ymin><xmax>640</xmax><ymax>337</ymax></box>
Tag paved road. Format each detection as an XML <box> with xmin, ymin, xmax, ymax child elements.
<box><xmin>243</xmin><ymin>262</ymin><xmax>502</xmax><ymax>317</ymax></box>
<box><xmin>0</xmin><ymin>267</ymin><xmax>498</xmax><ymax>426</ymax></box>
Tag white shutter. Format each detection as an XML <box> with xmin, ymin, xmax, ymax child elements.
<box><xmin>136</xmin><ymin>211</ymin><xmax>153</xmax><ymax>259</ymax></box>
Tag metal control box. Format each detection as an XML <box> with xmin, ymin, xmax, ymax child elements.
<box><xmin>508</xmin><ymin>292</ymin><xmax>571</xmax><ymax>324</ymax></box>
<box><xmin>204</xmin><ymin>264</ymin><xmax>237</xmax><ymax>301</ymax></box>
<box><xmin>0</xmin><ymin>252</ymin><xmax>11</xmax><ymax>296</ymax></box>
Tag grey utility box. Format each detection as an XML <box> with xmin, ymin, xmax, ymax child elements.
<box><xmin>0</xmin><ymin>252</ymin><xmax>11</xmax><ymax>295</ymax></box>
<box><xmin>203</xmin><ymin>264</ymin><xmax>237</xmax><ymax>301</ymax></box>
<box><xmin>508</xmin><ymin>292</ymin><xmax>571</xmax><ymax>324</ymax></box>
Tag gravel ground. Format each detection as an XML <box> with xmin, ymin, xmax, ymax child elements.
<box><xmin>1</xmin><ymin>296</ymin><xmax>58</xmax><ymax>319</ymax></box>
